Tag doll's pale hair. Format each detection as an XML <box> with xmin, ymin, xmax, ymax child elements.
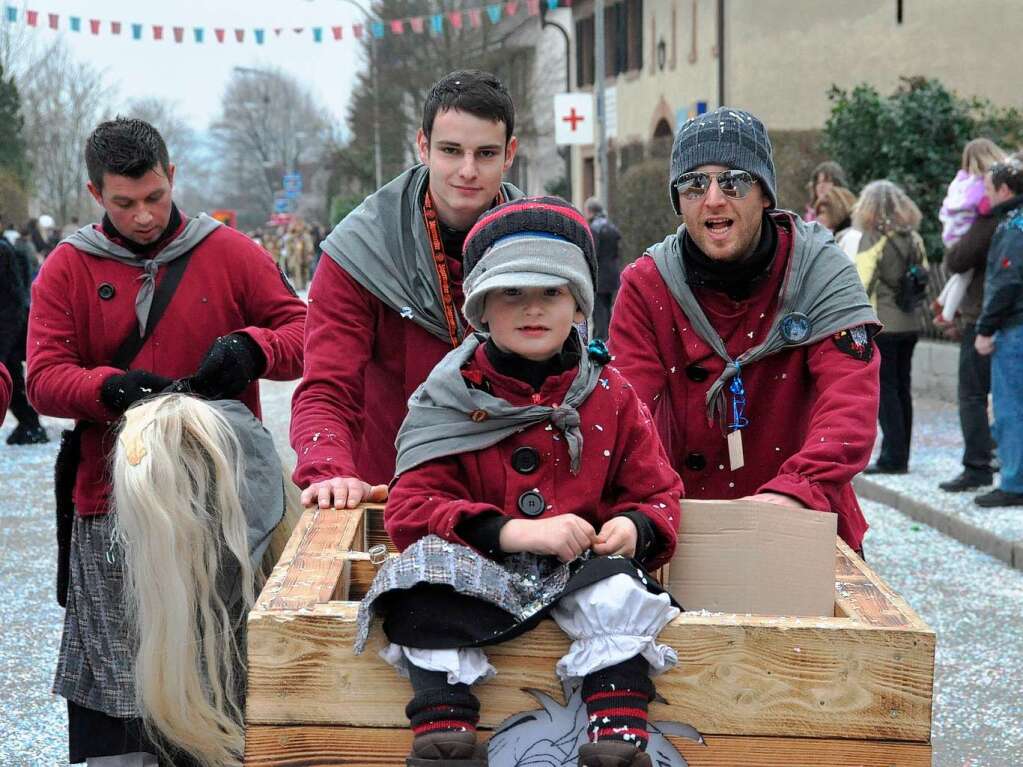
<box><xmin>962</xmin><ymin>138</ymin><xmax>1006</xmax><ymax>176</ymax></box>
<box><xmin>852</xmin><ymin>179</ymin><xmax>922</xmax><ymax>234</ymax></box>
<box><xmin>113</xmin><ymin>395</ymin><xmax>263</xmax><ymax>767</ymax></box>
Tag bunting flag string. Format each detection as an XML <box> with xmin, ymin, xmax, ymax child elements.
<box><xmin>1</xmin><ymin>1</ymin><xmax>572</xmax><ymax>45</ymax></box>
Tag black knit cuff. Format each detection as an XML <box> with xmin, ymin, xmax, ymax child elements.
<box><xmin>456</xmin><ymin>512</ymin><xmax>511</xmax><ymax>560</ymax></box>
<box><xmin>617</xmin><ymin>511</ymin><xmax>659</xmax><ymax>565</ymax></box>
<box><xmin>581</xmin><ymin>655</ymin><xmax>655</xmax><ymax>701</ymax></box>
<box><xmin>405</xmin><ymin>686</ymin><xmax>480</xmax><ymax>728</ymax></box>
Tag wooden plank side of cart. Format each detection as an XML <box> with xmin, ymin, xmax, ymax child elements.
<box><xmin>245</xmin><ymin>506</ymin><xmax>934</xmax><ymax>764</ymax></box>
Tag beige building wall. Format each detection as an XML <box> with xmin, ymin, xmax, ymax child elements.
<box><xmin>725</xmin><ymin>0</ymin><xmax>1023</xmax><ymax>130</ymax></box>
<box><xmin>570</xmin><ymin>0</ymin><xmax>1022</xmax><ymax>205</ymax></box>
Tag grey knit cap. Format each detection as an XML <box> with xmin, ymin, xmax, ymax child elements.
<box><xmin>462</xmin><ymin>233</ymin><xmax>594</xmax><ymax>331</ymax></box>
<box><xmin>668</xmin><ymin>107</ymin><xmax>777</xmax><ymax>213</ymax></box>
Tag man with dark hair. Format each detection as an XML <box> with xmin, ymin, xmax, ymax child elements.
<box><xmin>973</xmin><ymin>158</ymin><xmax>1023</xmax><ymax>507</ymax></box>
<box><xmin>609</xmin><ymin>108</ymin><xmax>880</xmax><ymax>555</ymax></box>
<box><xmin>584</xmin><ymin>196</ymin><xmax>622</xmax><ymax>339</ymax></box>
<box><xmin>291</xmin><ymin>69</ymin><xmax>521</xmax><ymax>509</ymax></box>
<box><xmin>27</xmin><ymin>116</ymin><xmax>306</xmax><ymax>765</ymax></box>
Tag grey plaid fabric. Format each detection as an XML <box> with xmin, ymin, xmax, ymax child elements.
<box><xmin>354</xmin><ymin>535</ymin><xmax>572</xmax><ymax>654</ymax></box>
<box><xmin>53</xmin><ymin>515</ymin><xmax>139</xmax><ymax>718</ymax></box>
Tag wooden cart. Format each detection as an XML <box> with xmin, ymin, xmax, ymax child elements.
<box><xmin>244</xmin><ymin>505</ymin><xmax>934</xmax><ymax>765</ymax></box>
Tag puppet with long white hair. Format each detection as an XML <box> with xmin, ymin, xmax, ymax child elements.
<box><xmin>110</xmin><ymin>394</ymin><xmax>296</xmax><ymax>766</ymax></box>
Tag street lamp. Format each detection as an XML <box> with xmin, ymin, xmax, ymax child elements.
<box><xmin>336</xmin><ymin>0</ymin><xmax>383</xmax><ymax>189</ymax></box>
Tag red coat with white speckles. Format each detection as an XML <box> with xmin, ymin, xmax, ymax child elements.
<box><xmin>385</xmin><ymin>344</ymin><xmax>683</xmax><ymax>569</ymax></box>
<box><xmin>608</xmin><ymin>214</ymin><xmax>879</xmax><ymax>550</ymax></box>
<box><xmin>0</xmin><ymin>362</ymin><xmax>10</xmax><ymax>424</ymax></box>
<box><xmin>27</xmin><ymin>221</ymin><xmax>306</xmax><ymax>517</ymax></box>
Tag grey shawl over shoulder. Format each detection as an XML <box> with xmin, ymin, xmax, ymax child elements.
<box><xmin>649</xmin><ymin>214</ymin><xmax>878</xmax><ymax>423</ymax></box>
<box><xmin>394</xmin><ymin>332</ymin><xmax>603</xmax><ymax>476</ymax></box>
<box><xmin>320</xmin><ymin>164</ymin><xmax>523</xmax><ymax>344</ymax></box>
<box><xmin>65</xmin><ymin>214</ymin><xmax>222</xmax><ymax>336</ymax></box>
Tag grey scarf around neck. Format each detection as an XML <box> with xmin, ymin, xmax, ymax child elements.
<box><xmin>320</xmin><ymin>164</ymin><xmax>523</xmax><ymax>344</ymax></box>
<box><xmin>65</xmin><ymin>213</ymin><xmax>222</xmax><ymax>336</ymax></box>
<box><xmin>649</xmin><ymin>214</ymin><xmax>878</xmax><ymax>424</ymax></box>
<box><xmin>394</xmin><ymin>332</ymin><xmax>603</xmax><ymax>476</ymax></box>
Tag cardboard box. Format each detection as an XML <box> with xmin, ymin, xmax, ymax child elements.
<box><xmin>668</xmin><ymin>499</ymin><xmax>838</xmax><ymax>617</ymax></box>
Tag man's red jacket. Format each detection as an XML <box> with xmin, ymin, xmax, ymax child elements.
<box><xmin>385</xmin><ymin>344</ymin><xmax>683</xmax><ymax>569</ymax></box>
<box><xmin>27</xmin><ymin>220</ymin><xmax>306</xmax><ymax>517</ymax></box>
<box><xmin>0</xmin><ymin>362</ymin><xmax>10</xmax><ymax>425</ymax></box>
<box><xmin>290</xmin><ymin>256</ymin><xmax>463</xmax><ymax>488</ymax></box>
<box><xmin>609</xmin><ymin>216</ymin><xmax>879</xmax><ymax>550</ymax></box>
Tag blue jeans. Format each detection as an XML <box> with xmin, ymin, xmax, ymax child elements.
<box><xmin>992</xmin><ymin>324</ymin><xmax>1023</xmax><ymax>493</ymax></box>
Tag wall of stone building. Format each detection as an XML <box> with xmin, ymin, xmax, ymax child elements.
<box><xmin>724</xmin><ymin>0</ymin><xmax>1023</xmax><ymax>130</ymax></box>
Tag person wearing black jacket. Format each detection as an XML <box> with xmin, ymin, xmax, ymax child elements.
<box><xmin>0</xmin><ymin>236</ymin><xmax>48</xmax><ymax>444</ymax></box>
<box><xmin>585</xmin><ymin>197</ymin><xmax>622</xmax><ymax>339</ymax></box>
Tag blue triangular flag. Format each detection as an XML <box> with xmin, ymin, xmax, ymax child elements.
<box><xmin>255</xmin><ymin>28</ymin><xmax>265</xmax><ymax>44</ymax></box>
<box><xmin>132</xmin><ymin>23</ymin><xmax>142</xmax><ymax>39</ymax></box>
<box><xmin>5</xmin><ymin>6</ymin><xmax>17</xmax><ymax>23</ymax></box>
<box><xmin>194</xmin><ymin>27</ymin><xmax>204</xmax><ymax>43</ymax></box>
<box><xmin>546</xmin><ymin>0</ymin><xmax>558</xmax><ymax>9</ymax></box>
<box><xmin>371</xmin><ymin>21</ymin><xmax>384</xmax><ymax>38</ymax></box>
<box><xmin>70</xmin><ymin>16</ymin><xmax>81</xmax><ymax>32</ymax></box>
<box><xmin>312</xmin><ymin>26</ymin><xmax>322</xmax><ymax>42</ymax></box>
<box><xmin>431</xmin><ymin>13</ymin><xmax>443</xmax><ymax>33</ymax></box>
<box><xmin>487</xmin><ymin>4</ymin><xmax>502</xmax><ymax>23</ymax></box>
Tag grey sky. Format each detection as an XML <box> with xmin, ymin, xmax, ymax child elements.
<box><xmin>20</xmin><ymin>0</ymin><xmax>363</xmax><ymax>131</ymax></box>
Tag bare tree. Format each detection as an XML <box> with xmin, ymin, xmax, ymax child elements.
<box><xmin>210</xmin><ymin>67</ymin><xmax>337</xmax><ymax>226</ymax></box>
<box><xmin>17</xmin><ymin>39</ymin><xmax>111</xmax><ymax>224</ymax></box>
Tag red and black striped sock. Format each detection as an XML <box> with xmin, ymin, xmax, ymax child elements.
<box><xmin>405</xmin><ymin>667</ymin><xmax>480</xmax><ymax>738</ymax></box>
<box><xmin>581</xmin><ymin>657</ymin><xmax>655</xmax><ymax>750</ymax></box>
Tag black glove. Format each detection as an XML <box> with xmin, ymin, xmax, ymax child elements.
<box><xmin>100</xmin><ymin>370</ymin><xmax>174</xmax><ymax>414</ymax></box>
<box><xmin>186</xmin><ymin>333</ymin><xmax>266</xmax><ymax>400</ymax></box>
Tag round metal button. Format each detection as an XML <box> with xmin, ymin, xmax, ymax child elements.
<box><xmin>685</xmin><ymin>364</ymin><xmax>709</xmax><ymax>382</ymax></box>
<box><xmin>517</xmin><ymin>490</ymin><xmax>546</xmax><ymax>517</ymax></box>
<box><xmin>511</xmin><ymin>446</ymin><xmax>540</xmax><ymax>474</ymax></box>
<box><xmin>780</xmin><ymin>312</ymin><xmax>812</xmax><ymax>344</ymax></box>
<box><xmin>684</xmin><ymin>451</ymin><xmax>707</xmax><ymax>471</ymax></box>
<box><xmin>97</xmin><ymin>283</ymin><xmax>116</xmax><ymax>300</ymax></box>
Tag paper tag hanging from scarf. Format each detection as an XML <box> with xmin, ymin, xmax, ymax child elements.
<box><xmin>727</xmin><ymin>363</ymin><xmax>748</xmax><ymax>471</ymax></box>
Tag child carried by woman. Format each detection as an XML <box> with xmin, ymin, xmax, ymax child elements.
<box><xmin>356</xmin><ymin>198</ymin><xmax>684</xmax><ymax>767</ymax></box>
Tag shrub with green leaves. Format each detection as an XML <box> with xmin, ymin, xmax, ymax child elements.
<box><xmin>823</xmin><ymin>77</ymin><xmax>1023</xmax><ymax>262</ymax></box>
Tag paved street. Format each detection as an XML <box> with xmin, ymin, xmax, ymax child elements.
<box><xmin>2</xmin><ymin>385</ymin><xmax>1020</xmax><ymax>765</ymax></box>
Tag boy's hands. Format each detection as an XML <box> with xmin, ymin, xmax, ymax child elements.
<box><xmin>592</xmin><ymin>516</ymin><xmax>638</xmax><ymax>558</ymax></box>
<box><xmin>499</xmin><ymin>514</ymin><xmax>596</xmax><ymax>562</ymax></box>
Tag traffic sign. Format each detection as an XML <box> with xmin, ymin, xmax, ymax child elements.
<box><xmin>273</xmin><ymin>196</ymin><xmax>294</xmax><ymax>214</ymax></box>
<box><xmin>554</xmin><ymin>93</ymin><xmax>594</xmax><ymax>146</ymax></box>
<box><xmin>283</xmin><ymin>172</ymin><xmax>303</xmax><ymax>198</ymax></box>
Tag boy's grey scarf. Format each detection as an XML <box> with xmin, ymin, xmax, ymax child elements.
<box><xmin>394</xmin><ymin>332</ymin><xmax>603</xmax><ymax>476</ymax></box>
<box><xmin>649</xmin><ymin>214</ymin><xmax>878</xmax><ymax>423</ymax></box>
<box><xmin>321</xmin><ymin>164</ymin><xmax>522</xmax><ymax>344</ymax></box>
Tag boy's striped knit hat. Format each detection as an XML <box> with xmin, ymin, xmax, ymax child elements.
<box><xmin>461</xmin><ymin>197</ymin><xmax>597</xmax><ymax>330</ymax></box>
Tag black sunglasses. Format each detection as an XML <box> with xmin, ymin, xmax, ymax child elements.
<box><xmin>675</xmin><ymin>170</ymin><xmax>757</xmax><ymax>200</ymax></box>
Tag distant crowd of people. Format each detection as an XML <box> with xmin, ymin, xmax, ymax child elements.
<box><xmin>248</xmin><ymin>217</ymin><xmax>325</xmax><ymax>291</ymax></box>
<box><xmin>802</xmin><ymin>143</ymin><xmax>1023</xmax><ymax>507</ymax></box>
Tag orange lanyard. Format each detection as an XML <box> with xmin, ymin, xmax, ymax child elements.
<box><xmin>422</xmin><ymin>191</ymin><xmax>462</xmax><ymax>349</ymax></box>
<box><xmin>421</xmin><ymin>189</ymin><xmax>506</xmax><ymax>349</ymax></box>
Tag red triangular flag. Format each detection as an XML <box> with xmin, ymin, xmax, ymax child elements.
<box><xmin>390</xmin><ymin>19</ymin><xmax>404</xmax><ymax>34</ymax></box>
<box><xmin>505</xmin><ymin>1</ymin><xmax>519</xmax><ymax>16</ymax></box>
<box><xmin>111</xmin><ymin>20</ymin><xmax>121</xmax><ymax>35</ymax></box>
<box><xmin>235</xmin><ymin>28</ymin><xmax>244</xmax><ymax>42</ymax></box>
<box><xmin>89</xmin><ymin>19</ymin><xmax>100</xmax><ymax>34</ymax></box>
<box><xmin>48</xmin><ymin>13</ymin><xmax>58</xmax><ymax>29</ymax></box>
<box><xmin>410</xmin><ymin>16</ymin><xmax>425</xmax><ymax>33</ymax></box>
<box><xmin>153</xmin><ymin>25</ymin><xmax>163</xmax><ymax>40</ymax></box>
<box><xmin>353</xmin><ymin>23</ymin><xmax>363</xmax><ymax>38</ymax></box>
<box><xmin>26</xmin><ymin>10</ymin><xmax>38</xmax><ymax>26</ymax></box>
<box><xmin>448</xmin><ymin>10</ymin><xmax>463</xmax><ymax>29</ymax></box>
<box><xmin>214</xmin><ymin>28</ymin><xmax>225</xmax><ymax>43</ymax></box>
<box><xmin>173</xmin><ymin>26</ymin><xmax>184</xmax><ymax>43</ymax></box>
<box><xmin>331</xmin><ymin>25</ymin><xmax>342</xmax><ymax>40</ymax></box>
<box><xmin>526</xmin><ymin>0</ymin><xmax>540</xmax><ymax>15</ymax></box>
<box><xmin>468</xmin><ymin>8</ymin><xmax>482</xmax><ymax>27</ymax></box>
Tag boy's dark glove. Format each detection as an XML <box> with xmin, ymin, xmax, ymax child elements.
<box><xmin>187</xmin><ymin>333</ymin><xmax>266</xmax><ymax>400</ymax></box>
<box><xmin>100</xmin><ymin>370</ymin><xmax>173</xmax><ymax>414</ymax></box>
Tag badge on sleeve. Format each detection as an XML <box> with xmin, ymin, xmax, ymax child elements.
<box><xmin>832</xmin><ymin>325</ymin><xmax>874</xmax><ymax>362</ymax></box>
